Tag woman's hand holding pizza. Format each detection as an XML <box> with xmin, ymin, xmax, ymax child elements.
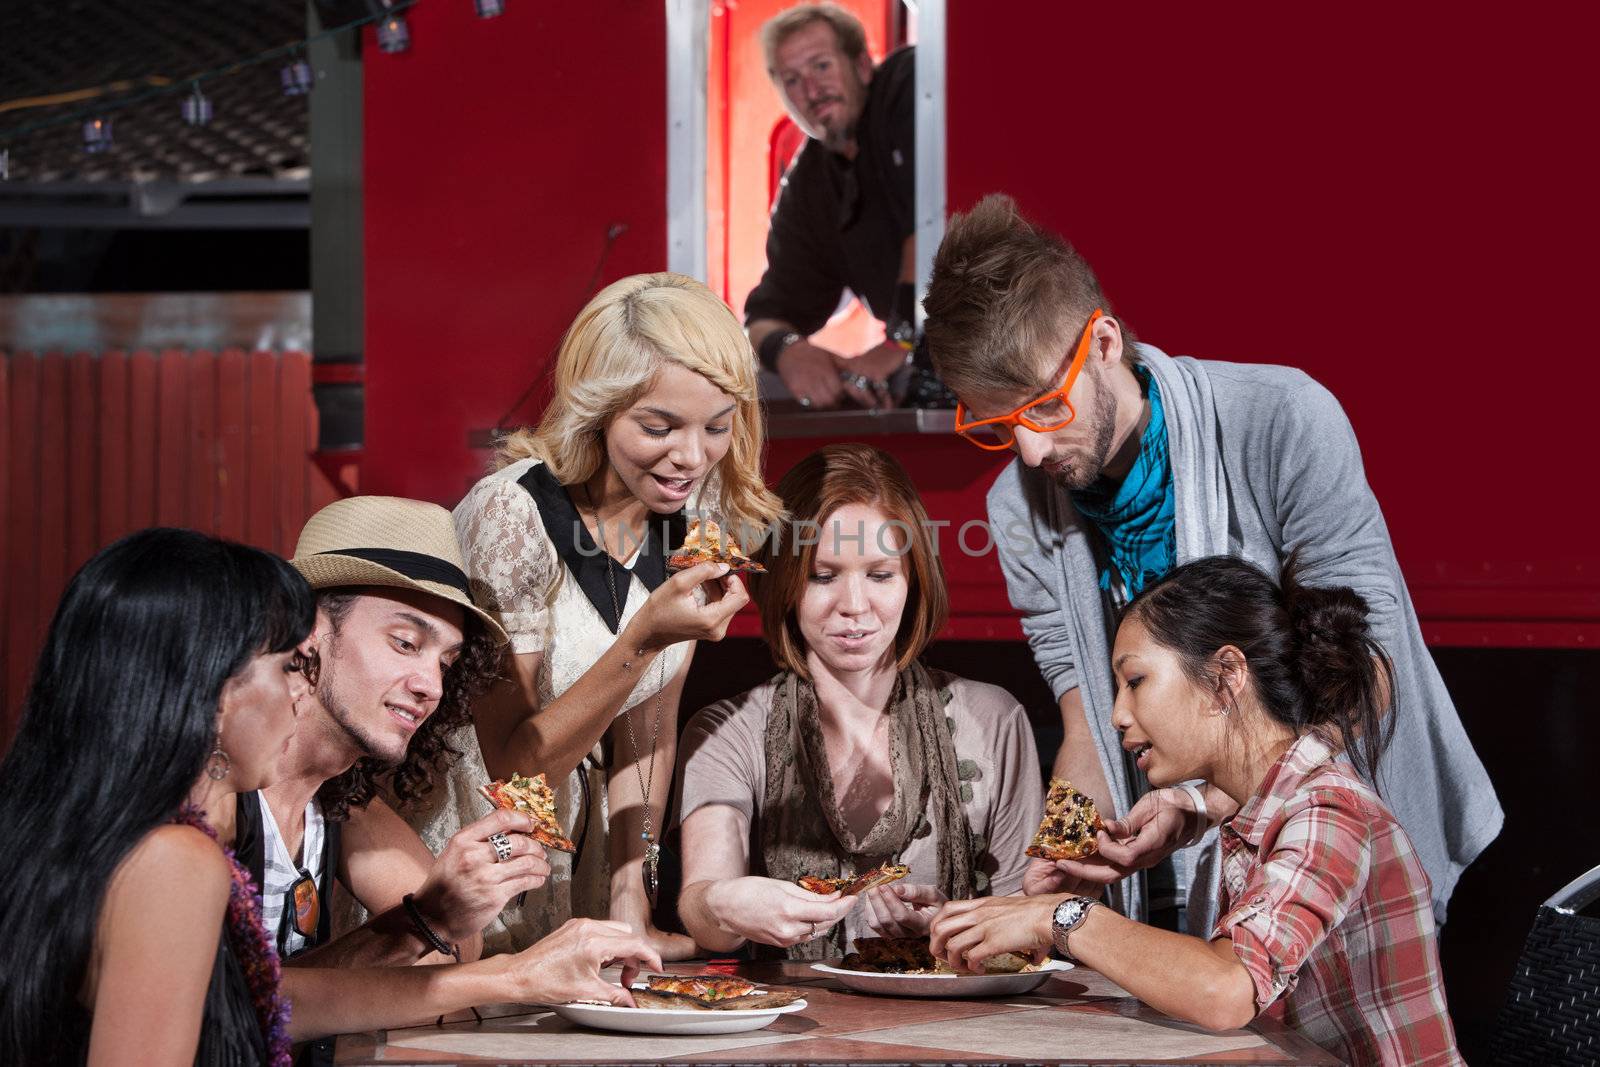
<box><xmin>629</xmin><ymin>562</ymin><xmax>748</xmax><ymax>650</ymax></box>
<box><xmin>500</xmin><ymin>918</ymin><xmax>663</xmax><ymax>1008</ymax></box>
<box><xmin>411</xmin><ymin>808</ymin><xmax>550</xmax><ymax>946</ymax></box>
<box><xmin>861</xmin><ymin>882</ymin><xmax>946</xmax><ymax>938</ymax></box>
<box><xmin>703</xmin><ymin>876</ymin><xmax>859</xmax><ymax>948</ymax></box>
<box><xmin>929</xmin><ymin>894</ymin><xmax>1059</xmax><ymax>974</ymax></box>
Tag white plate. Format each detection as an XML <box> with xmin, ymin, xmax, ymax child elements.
<box><xmin>811</xmin><ymin>957</ymin><xmax>1072</xmax><ymax>998</ymax></box>
<box><xmin>550</xmin><ymin>994</ymin><xmax>807</xmax><ymax>1035</ymax></box>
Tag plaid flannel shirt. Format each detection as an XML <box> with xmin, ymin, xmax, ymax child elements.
<box><xmin>1214</xmin><ymin>732</ymin><xmax>1463</xmax><ymax>1066</ymax></box>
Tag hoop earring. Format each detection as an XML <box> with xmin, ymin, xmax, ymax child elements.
<box><xmin>206</xmin><ymin>743</ymin><xmax>231</xmax><ymax>780</ymax></box>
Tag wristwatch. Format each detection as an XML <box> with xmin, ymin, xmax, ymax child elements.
<box><xmin>1050</xmin><ymin>896</ymin><xmax>1101</xmax><ymax>964</ymax></box>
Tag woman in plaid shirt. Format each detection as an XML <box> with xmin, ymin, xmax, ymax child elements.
<box><xmin>930</xmin><ymin>555</ymin><xmax>1463</xmax><ymax>1066</ymax></box>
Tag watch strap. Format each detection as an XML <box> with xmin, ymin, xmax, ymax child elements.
<box><xmin>1051</xmin><ymin>896</ymin><xmax>1100</xmax><ymax>964</ymax></box>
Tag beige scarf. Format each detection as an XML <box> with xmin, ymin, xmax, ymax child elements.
<box><xmin>760</xmin><ymin>661</ymin><xmax>975</xmax><ymax>960</ymax></box>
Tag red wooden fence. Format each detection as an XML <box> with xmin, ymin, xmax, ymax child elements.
<box><xmin>1</xmin><ymin>348</ymin><xmax>345</xmax><ymax>741</ymax></box>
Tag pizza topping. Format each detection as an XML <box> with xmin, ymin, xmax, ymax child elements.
<box><xmin>644</xmin><ymin>974</ymin><xmax>758</xmax><ymax>1001</ymax></box>
<box><xmin>627</xmin><ymin>974</ymin><xmax>802</xmax><ymax>1011</ymax></box>
<box><xmin>1024</xmin><ymin>778</ymin><xmax>1103</xmax><ymax>861</ymax></box>
<box><xmin>477</xmin><ymin>771</ymin><xmax>577</xmax><ymax>852</ymax></box>
<box><xmin>668</xmin><ymin>519</ymin><xmax>766</xmax><ymax>574</ymax></box>
<box><xmin>795</xmin><ymin>863</ymin><xmax>909</xmax><ymax>897</ymax></box>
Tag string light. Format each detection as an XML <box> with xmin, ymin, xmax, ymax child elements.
<box><xmin>474</xmin><ymin>0</ymin><xmax>506</xmax><ymax>16</ymax></box>
<box><xmin>280</xmin><ymin>58</ymin><xmax>315</xmax><ymax>96</ymax></box>
<box><xmin>375</xmin><ymin>0</ymin><xmax>411</xmax><ymax>53</ymax></box>
<box><xmin>182</xmin><ymin>83</ymin><xmax>213</xmax><ymax>126</ymax></box>
<box><xmin>376</xmin><ymin>13</ymin><xmax>411</xmax><ymax>53</ymax></box>
<box><xmin>0</xmin><ymin>0</ymin><xmax>421</xmax><ymax>148</ymax></box>
<box><xmin>83</xmin><ymin>117</ymin><xmax>114</xmax><ymax>153</ymax></box>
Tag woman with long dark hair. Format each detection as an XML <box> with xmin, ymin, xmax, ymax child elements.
<box><xmin>929</xmin><ymin>556</ymin><xmax>1462</xmax><ymax>1066</ymax></box>
<box><xmin>0</xmin><ymin>528</ymin><xmax>315</xmax><ymax>1066</ymax></box>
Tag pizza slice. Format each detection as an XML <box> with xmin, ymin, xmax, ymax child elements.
<box><xmin>478</xmin><ymin>771</ymin><xmax>577</xmax><ymax>853</ymax></box>
<box><xmin>667</xmin><ymin>519</ymin><xmax>766</xmax><ymax>574</ymax></box>
<box><xmin>644</xmin><ymin>974</ymin><xmax>758</xmax><ymax>1001</ymax></box>
<box><xmin>796</xmin><ymin>863</ymin><xmax>910</xmax><ymax>897</ymax></box>
<box><xmin>842</xmin><ymin>936</ymin><xmax>1040</xmax><ymax>975</ymax></box>
<box><xmin>633</xmin><ymin>974</ymin><xmax>800</xmax><ymax>1011</ymax></box>
<box><xmin>842</xmin><ymin>936</ymin><xmax>939</xmax><ymax>972</ymax></box>
<box><xmin>1024</xmin><ymin>778</ymin><xmax>1104</xmax><ymax>861</ymax></box>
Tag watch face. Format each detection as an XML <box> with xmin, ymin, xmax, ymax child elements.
<box><xmin>1053</xmin><ymin>898</ymin><xmax>1087</xmax><ymax>931</ymax></box>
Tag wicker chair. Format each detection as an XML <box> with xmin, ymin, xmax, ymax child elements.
<box><xmin>1491</xmin><ymin>862</ymin><xmax>1600</xmax><ymax>1065</ymax></box>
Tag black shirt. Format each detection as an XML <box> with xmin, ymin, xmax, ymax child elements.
<box><xmin>744</xmin><ymin>46</ymin><xmax>914</xmax><ymax>335</ymax></box>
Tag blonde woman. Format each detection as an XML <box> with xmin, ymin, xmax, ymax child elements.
<box><xmin>411</xmin><ymin>273</ymin><xmax>782</xmax><ymax>959</ymax></box>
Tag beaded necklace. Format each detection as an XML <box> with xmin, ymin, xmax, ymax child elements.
<box><xmin>174</xmin><ymin>805</ymin><xmax>293</xmax><ymax>1067</ymax></box>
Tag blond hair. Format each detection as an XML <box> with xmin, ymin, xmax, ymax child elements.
<box><xmin>497</xmin><ymin>272</ymin><xmax>782</xmax><ymax>537</ymax></box>
<box><xmin>760</xmin><ymin>2</ymin><xmax>869</xmax><ymax>76</ymax></box>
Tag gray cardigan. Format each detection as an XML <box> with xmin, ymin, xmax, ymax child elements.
<box><xmin>988</xmin><ymin>344</ymin><xmax>1502</xmax><ymax>927</ymax></box>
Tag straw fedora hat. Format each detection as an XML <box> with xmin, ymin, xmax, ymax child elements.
<box><xmin>289</xmin><ymin>496</ymin><xmax>507</xmax><ymax>645</ymax></box>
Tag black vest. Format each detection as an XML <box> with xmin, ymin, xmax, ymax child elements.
<box><xmin>235</xmin><ymin>790</ymin><xmax>341</xmax><ymax>1067</ymax></box>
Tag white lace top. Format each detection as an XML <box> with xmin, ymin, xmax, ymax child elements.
<box><xmin>405</xmin><ymin>456</ymin><xmax>700</xmax><ymax>954</ymax></box>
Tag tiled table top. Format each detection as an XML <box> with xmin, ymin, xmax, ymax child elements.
<box><xmin>334</xmin><ymin>960</ymin><xmax>1340</xmax><ymax>1066</ymax></box>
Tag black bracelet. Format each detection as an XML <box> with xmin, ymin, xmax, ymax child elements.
<box><xmin>757</xmin><ymin>328</ymin><xmax>801</xmax><ymax>372</ymax></box>
<box><xmin>886</xmin><ymin>282</ymin><xmax>920</xmax><ymax>351</ymax></box>
<box><xmin>402</xmin><ymin>892</ymin><xmax>461</xmax><ymax>963</ymax></box>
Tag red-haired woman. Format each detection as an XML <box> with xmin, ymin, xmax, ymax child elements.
<box><xmin>676</xmin><ymin>443</ymin><xmax>1043</xmax><ymax>958</ymax></box>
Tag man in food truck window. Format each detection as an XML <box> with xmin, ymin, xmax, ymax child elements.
<box><xmin>745</xmin><ymin>3</ymin><xmax>924</xmax><ymax>411</ymax></box>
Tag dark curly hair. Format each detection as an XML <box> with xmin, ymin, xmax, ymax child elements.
<box><xmin>308</xmin><ymin>590</ymin><xmax>503</xmax><ymax>821</ymax></box>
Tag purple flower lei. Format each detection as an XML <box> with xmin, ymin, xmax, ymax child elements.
<box><xmin>174</xmin><ymin>806</ymin><xmax>293</xmax><ymax>1067</ymax></box>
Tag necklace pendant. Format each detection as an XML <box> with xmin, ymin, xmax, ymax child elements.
<box><xmin>644</xmin><ymin>839</ymin><xmax>661</xmax><ymax>900</ymax></box>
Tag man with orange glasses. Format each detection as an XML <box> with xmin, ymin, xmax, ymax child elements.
<box><xmin>922</xmin><ymin>194</ymin><xmax>1500</xmax><ymax>937</ymax></box>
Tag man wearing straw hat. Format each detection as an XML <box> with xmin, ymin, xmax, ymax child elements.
<box><xmin>236</xmin><ymin>496</ymin><xmax>548</xmax><ymax>993</ymax></box>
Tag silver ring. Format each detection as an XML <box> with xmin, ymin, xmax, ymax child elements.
<box><xmin>838</xmin><ymin>370</ymin><xmax>872</xmax><ymax>391</ymax></box>
<box><xmin>797</xmin><ymin>395</ymin><xmax>812</xmax><ymax>408</ymax></box>
<box><xmin>489</xmin><ymin>831</ymin><xmax>513</xmax><ymax>863</ymax></box>
<box><xmin>809</xmin><ymin>921</ymin><xmax>818</xmax><ymax>938</ymax></box>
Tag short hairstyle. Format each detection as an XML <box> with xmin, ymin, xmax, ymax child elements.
<box><xmin>496</xmin><ymin>272</ymin><xmax>782</xmax><ymax>539</ymax></box>
<box><xmin>752</xmin><ymin>443</ymin><xmax>949</xmax><ymax>678</ymax></box>
<box><xmin>923</xmin><ymin>193</ymin><xmax>1132</xmax><ymax>401</ymax></box>
<box><xmin>760</xmin><ymin>2</ymin><xmax>869</xmax><ymax>76</ymax></box>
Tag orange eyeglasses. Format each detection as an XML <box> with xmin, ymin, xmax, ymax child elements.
<box><xmin>953</xmin><ymin>308</ymin><xmax>1104</xmax><ymax>451</ymax></box>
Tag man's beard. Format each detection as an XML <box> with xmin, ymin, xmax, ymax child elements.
<box><xmin>818</xmin><ymin>115</ymin><xmax>857</xmax><ymax>154</ymax></box>
<box><xmin>1047</xmin><ymin>369</ymin><xmax>1117</xmax><ymax>491</ymax></box>
<box><xmin>318</xmin><ymin>662</ymin><xmax>406</xmax><ymax>766</ymax></box>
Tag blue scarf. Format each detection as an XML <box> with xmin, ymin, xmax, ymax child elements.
<box><xmin>1071</xmin><ymin>369</ymin><xmax>1176</xmax><ymax>597</ymax></box>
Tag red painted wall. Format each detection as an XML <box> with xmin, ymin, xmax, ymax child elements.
<box><xmin>946</xmin><ymin>0</ymin><xmax>1600</xmax><ymax>645</ymax></box>
<box><xmin>363</xmin><ymin>1</ymin><xmax>668</xmax><ymax>505</ymax></box>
